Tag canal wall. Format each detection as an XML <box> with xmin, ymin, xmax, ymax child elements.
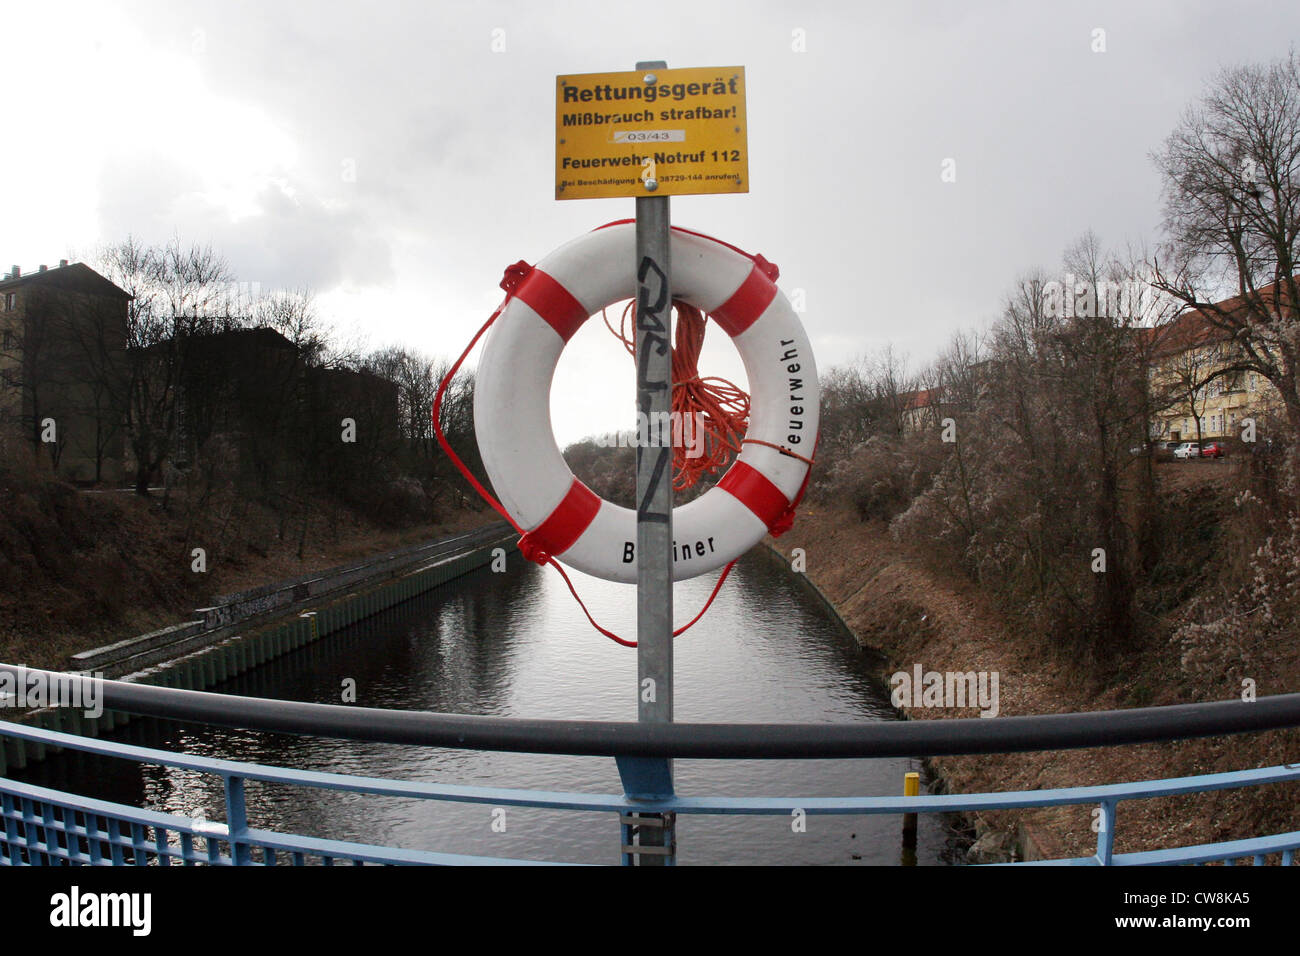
<box><xmin>70</xmin><ymin>523</ymin><xmax>515</xmax><ymax>678</ymax></box>
<box><xmin>760</xmin><ymin>538</ymin><xmax>1002</xmax><ymax>861</ymax></box>
<box><xmin>765</xmin><ymin>524</ymin><xmax>1068</xmax><ymax>863</ymax></box>
<box><xmin>0</xmin><ymin>524</ymin><xmax>517</xmax><ymax>774</ymax></box>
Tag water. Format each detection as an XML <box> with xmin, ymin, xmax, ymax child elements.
<box><xmin>18</xmin><ymin>546</ymin><xmax>965</xmax><ymax>865</ymax></box>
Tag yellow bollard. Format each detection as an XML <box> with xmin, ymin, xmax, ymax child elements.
<box><xmin>902</xmin><ymin>771</ymin><xmax>920</xmax><ymax>848</ymax></box>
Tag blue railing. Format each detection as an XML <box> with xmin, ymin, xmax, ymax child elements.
<box><xmin>3</xmin><ymin>668</ymin><xmax>1300</xmax><ymax>866</ymax></box>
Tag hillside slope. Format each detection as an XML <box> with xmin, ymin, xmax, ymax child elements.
<box><xmin>773</xmin><ymin>494</ymin><xmax>1300</xmax><ymax>862</ymax></box>
<box><xmin>0</xmin><ymin>468</ymin><xmax>491</xmax><ymax>671</ymax></box>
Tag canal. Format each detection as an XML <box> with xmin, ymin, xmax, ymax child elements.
<box><xmin>18</xmin><ymin>546</ymin><xmax>967</xmax><ymax>865</ymax></box>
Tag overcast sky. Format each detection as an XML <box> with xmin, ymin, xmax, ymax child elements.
<box><xmin>4</xmin><ymin>1</ymin><xmax>1297</xmax><ymax>444</ymax></box>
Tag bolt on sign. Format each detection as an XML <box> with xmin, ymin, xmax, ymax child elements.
<box><xmin>555</xmin><ymin>66</ymin><xmax>748</xmax><ymax>200</ymax></box>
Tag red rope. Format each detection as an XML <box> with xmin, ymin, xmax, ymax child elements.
<box><xmin>432</xmin><ymin>258</ymin><xmax>744</xmax><ymax>648</ymax></box>
<box><xmin>603</xmin><ymin>300</ymin><xmax>751</xmax><ymax>489</ymax></box>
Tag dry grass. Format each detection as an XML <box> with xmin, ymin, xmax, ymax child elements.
<box><xmin>0</xmin><ymin>465</ymin><xmax>495</xmax><ymax>671</ymax></box>
<box><xmin>773</xmin><ymin>499</ymin><xmax>1300</xmax><ymax>862</ymax></box>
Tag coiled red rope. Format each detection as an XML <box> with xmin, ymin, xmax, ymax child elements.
<box><xmin>603</xmin><ymin>300</ymin><xmax>752</xmax><ymax>490</ymax></box>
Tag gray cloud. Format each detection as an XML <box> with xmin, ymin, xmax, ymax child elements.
<box><xmin>16</xmin><ymin>0</ymin><xmax>1300</xmax><ymax>440</ymax></box>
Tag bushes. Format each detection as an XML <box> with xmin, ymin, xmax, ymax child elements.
<box><xmin>339</xmin><ymin>476</ymin><xmax>439</xmax><ymax>529</ymax></box>
<box><xmin>816</xmin><ymin>435</ymin><xmax>941</xmax><ymax>522</ymax></box>
<box><xmin>1169</xmin><ymin>471</ymin><xmax>1300</xmax><ymax>693</ymax></box>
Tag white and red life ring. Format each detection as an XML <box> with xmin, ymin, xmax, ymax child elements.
<box><xmin>473</xmin><ymin>222</ymin><xmax>819</xmax><ymax>584</ymax></box>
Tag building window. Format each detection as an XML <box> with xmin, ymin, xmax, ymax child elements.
<box><xmin>1249</xmin><ymin>373</ymin><xmax>1258</xmax><ymax>392</ymax></box>
<box><xmin>1</xmin><ymin>329</ymin><xmax>13</xmax><ymax>350</ymax></box>
<box><xmin>2</xmin><ymin>293</ymin><xmax>14</xmax><ymax>312</ymax></box>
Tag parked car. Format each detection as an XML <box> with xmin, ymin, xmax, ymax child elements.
<box><xmin>1154</xmin><ymin>441</ymin><xmax>1180</xmax><ymax>461</ymax></box>
<box><xmin>1173</xmin><ymin>442</ymin><xmax>1201</xmax><ymax>460</ymax></box>
<box><xmin>1201</xmin><ymin>441</ymin><xmax>1228</xmax><ymax>459</ymax></box>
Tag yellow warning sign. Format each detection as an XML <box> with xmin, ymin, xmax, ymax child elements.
<box><xmin>555</xmin><ymin>66</ymin><xmax>748</xmax><ymax>200</ymax></box>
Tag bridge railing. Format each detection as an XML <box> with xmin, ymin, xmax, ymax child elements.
<box><xmin>2</xmin><ymin>666</ymin><xmax>1300</xmax><ymax>866</ymax></box>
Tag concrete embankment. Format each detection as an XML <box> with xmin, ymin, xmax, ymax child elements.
<box><xmin>764</xmin><ymin>521</ymin><xmax>1043</xmax><ymax>863</ymax></box>
<box><xmin>0</xmin><ymin>524</ymin><xmax>517</xmax><ymax>773</ymax></box>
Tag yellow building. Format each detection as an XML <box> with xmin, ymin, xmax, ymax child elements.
<box><xmin>1147</xmin><ymin>294</ymin><xmax>1287</xmax><ymax>444</ymax></box>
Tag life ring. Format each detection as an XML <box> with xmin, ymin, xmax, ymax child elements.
<box><xmin>473</xmin><ymin>222</ymin><xmax>819</xmax><ymax>584</ymax></box>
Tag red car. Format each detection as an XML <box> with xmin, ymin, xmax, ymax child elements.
<box><xmin>1201</xmin><ymin>441</ymin><xmax>1228</xmax><ymax>459</ymax></box>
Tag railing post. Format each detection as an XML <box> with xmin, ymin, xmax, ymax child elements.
<box><xmin>1095</xmin><ymin>798</ymin><xmax>1117</xmax><ymax>866</ymax></box>
<box><xmin>224</xmin><ymin>775</ymin><xmax>252</xmax><ymax>866</ymax></box>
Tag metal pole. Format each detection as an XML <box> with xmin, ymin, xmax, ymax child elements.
<box><xmin>634</xmin><ymin>181</ymin><xmax>673</xmax><ymax>726</ymax></box>
<box><xmin>630</xmin><ymin>58</ymin><xmax>675</xmax><ymax>864</ymax></box>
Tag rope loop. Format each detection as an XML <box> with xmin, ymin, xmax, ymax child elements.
<box><xmin>499</xmin><ymin>260</ymin><xmax>532</xmax><ymax>294</ymax></box>
<box><xmin>516</xmin><ymin>533</ymin><xmax>551</xmax><ymax>566</ymax></box>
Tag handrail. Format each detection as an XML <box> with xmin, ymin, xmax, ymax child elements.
<box><xmin>5</xmin><ymin>718</ymin><xmax>1300</xmax><ymax>813</ymax></box>
<box><xmin>4</xmin><ymin>664</ymin><xmax>1300</xmax><ymax>759</ymax></box>
<box><xmin>3</xmin><ymin>717</ymin><xmax>1299</xmax><ymax>866</ymax></box>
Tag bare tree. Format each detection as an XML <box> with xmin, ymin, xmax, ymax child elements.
<box><xmin>95</xmin><ymin>236</ymin><xmax>237</xmax><ymax>493</ymax></box>
<box><xmin>1149</xmin><ymin>50</ymin><xmax>1300</xmax><ymax>451</ymax></box>
<box><xmin>894</xmin><ymin>237</ymin><xmax>1163</xmax><ymax>650</ymax></box>
<box><xmin>929</xmin><ymin>328</ymin><xmax>986</xmax><ymax>410</ymax></box>
<box><xmin>871</xmin><ymin>346</ymin><xmax>915</xmax><ymax>437</ymax></box>
<box><xmin>816</xmin><ymin>362</ymin><xmax>878</xmax><ymax>454</ymax></box>
<box><xmin>1054</xmin><ymin>232</ymin><xmax>1154</xmax><ymax>644</ymax></box>
<box><xmin>357</xmin><ymin>345</ymin><xmax>480</xmax><ymax>510</ymax></box>
<box><xmin>255</xmin><ymin>288</ymin><xmax>327</xmax><ymax>367</ymax></box>
<box><xmin>364</xmin><ymin>346</ymin><xmax>438</xmax><ymax>450</ymax></box>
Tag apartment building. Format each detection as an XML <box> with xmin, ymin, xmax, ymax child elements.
<box><xmin>1146</xmin><ymin>284</ymin><xmax>1290</xmax><ymax>444</ymax></box>
<box><xmin>0</xmin><ymin>261</ymin><xmax>131</xmax><ymax>482</ymax></box>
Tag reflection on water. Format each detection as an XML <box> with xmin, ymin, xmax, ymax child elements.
<box><xmin>18</xmin><ymin>546</ymin><xmax>965</xmax><ymax>865</ymax></box>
